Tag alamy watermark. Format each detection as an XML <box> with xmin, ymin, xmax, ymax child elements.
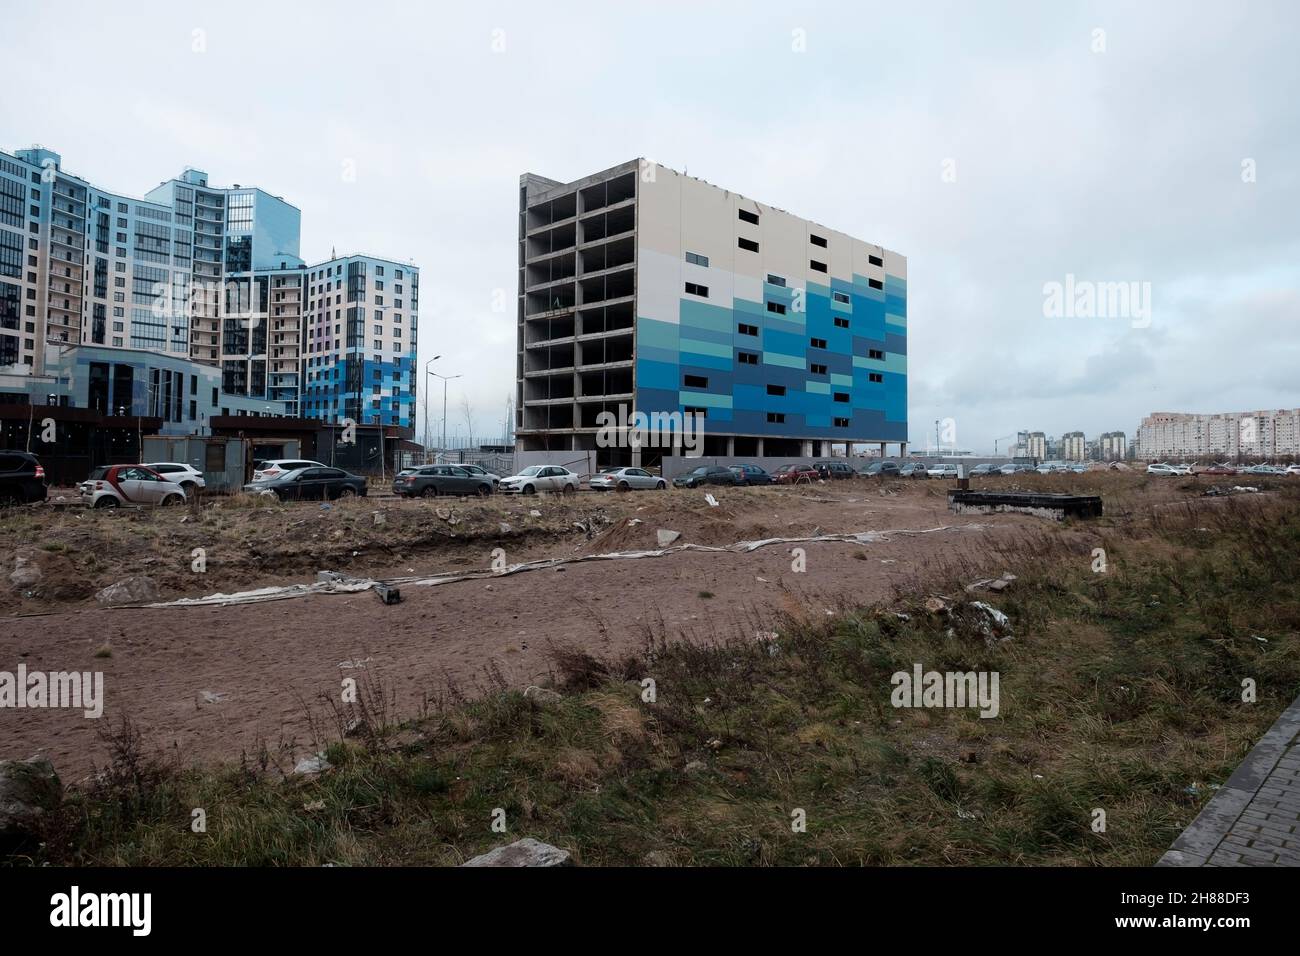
<box><xmin>595</xmin><ymin>404</ymin><xmax>704</xmax><ymax>456</ymax></box>
<box><xmin>1042</xmin><ymin>274</ymin><xmax>1151</xmax><ymax>329</ymax></box>
<box><xmin>0</xmin><ymin>666</ymin><xmax>104</xmax><ymax>718</ymax></box>
<box><xmin>891</xmin><ymin>664</ymin><xmax>1000</xmax><ymax>718</ymax></box>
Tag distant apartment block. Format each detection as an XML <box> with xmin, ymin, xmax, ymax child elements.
<box><xmin>1024</xmin><ymin>431</ymin><xmax>1048</xmax><ymax>461</ymax></box>
<box><xmin>516</xmin><ymin>160</ymin><xmax>907</xmax><ymax>464</ymax></box>
<box><xmin>1060</xmin><ymin>431</ymin><xmax>1086</xmax><ymax>461</ymax></box>
<box><xmin>0</xmin><ymin>145</ymin><xmax>417</xmax><ymax>429</ymax></box>
<box><xmin>1137</xmin><ymin>410</ymin><xmax>1300</xmax><ymax>459</ymax></box>
<box><xmin>1098</xmin><ymin>430</ymin><xmax>1128</xmax><ymax>460</ymax></box>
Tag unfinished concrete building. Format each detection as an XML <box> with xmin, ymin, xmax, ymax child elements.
<box><xmin>516</xmin><ymin>159</ymin><xmax>908</xmax><ymax>466</ymax></box>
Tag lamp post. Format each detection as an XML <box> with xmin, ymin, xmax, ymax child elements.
<box><xmin>427</xmin><ymin>369</ymin><xmax>461</xmax><ymax>464</ymax></box>
<box><xmin>422</xmin><ymin>354</ymin><xmax>442</xmax><ymax>463</ymax></box>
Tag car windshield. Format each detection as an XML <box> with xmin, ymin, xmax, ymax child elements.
<box><xmin>517</xmin><ymin>467</ymin><xmax>542</xmax><ymax>476</ymax></box>
<box><xmin>689</xmin><ymin>467</ymin><xmax>709</xmax><ymax>475</ymax></box>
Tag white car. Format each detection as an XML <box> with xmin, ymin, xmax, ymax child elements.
<box><xmin>498</xmin><ymin>465</ymin><xmax>581</xmax><ymax>495</ymax></box>
<box><xmin>1287</xmin><ymin>465</ymin><xmax>1300</xmax><ymax>476</ymax></box>
<box><xmin>1035</xmin><ymin>462</ymin><xmax>1068</xmax><ymax>474</ymax></box>
<box><xmin>456</xmin><ymin>463</ymin><xmax>502</xmax><ymax>489</ymax></box>
<box><xmin>1146</xmin><ymin>463</ymin><xmax>1179</xmax><ymax>477</ymax></box>
<box><xmin>925</xmin><ymin>463</ymin><xmax>959</xmax><ymax>478</ymax></box>
<box><xmin>253</xmin><ymin>458</ymin><xmax>326</xmax><ymax>482</ymax></box>
<box><xmin>142</xmin><ymin>462</ymin><xmax>206</xmax><ymax>493</ymax></box>
<box><xmin>589</xmin><ymin>467</ymin><xmax>667</xmax><ymax>491</ymax></box>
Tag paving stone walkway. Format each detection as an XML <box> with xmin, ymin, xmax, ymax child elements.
<box><xmin>1159</xmin><ymin>693</ymin><xmax>1300</xmax><ymax>866</ymax></box>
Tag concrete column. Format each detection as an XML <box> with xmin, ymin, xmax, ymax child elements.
<box><xmin>725</xmin><ymin>436</ymin><xmax>734</xmax><ymax>455</ymax></box>
<box><xmin>756</xmin><ymin>438</ymin><xmax>764</xmax><ymax>457</ymax></box>
<box><xmin>880</xmin><ymin>441</ymin><xmax>887</xmax><ymax>458</ymax></box>
<box><xmin>801</xmin><ymin>439</ymin><xmax>814</xmax><ymax>457</ymax></box>
<box><xmin>900</xmin><ymin>442</ymin><xmax>908</xmax><ymax>457</ymax></box>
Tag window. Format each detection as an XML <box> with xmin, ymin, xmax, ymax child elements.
<box><xmin>684</xmin><ymin>281</ymin><xmax>708</xmax><ymax>297</ymax></box>
<box><xmin>738</xmin><ymin>237</ymin><xmax>759</xmax><ymax>253</ymax></box>
<box><xmin>869</xmin><ymin>278</ymin><xmax>883</xmax><ymax>290</ymax></box>
<box><xmin>834</xmin><ymin>317</ymin><xmax>849</xmax><ymax>328</ymax></box>
<box><xmin>834</xmin><ymin>417</ymin><xmax>850</xmax><ymax>428</ymax></box>
<box><xmin>869</xmin><ymin>372</ymin><xmax>883</xmax><ymax>383</ymax></box>
<box><xmin>810</xmin><ymin>260</ymin><xmax>828</xmax><ymax>273</ymax></box>
<box><xmin>738</xmin><ymin>323</ymin><xmax>758</xmax><ymax>336</ymax></box>
<box><xmin>738</xmin><ymin>209</ymin><xmax>759</xmax><ymax>225</ymax></box>
<box><xmin>810</xmin><ymin>337</ymin><xmax>827</xmax><ymax>349</ymax></box>
<box><xmin>766</xmin><ymin>301</ymin><xmax>786</xmax><ymax>315</ymax></box>
<box><xmin>868</xmin><ymin>254</ymin><xmax>883</xmax><ymax>267</ymax></box>
<box><xmin>868</xmin><ymin>348</ymin><xmax>884</xmax><ymax>360</ymax></box>
<box><xmin>834</xmin><ymin>392</ymin><xmax>850</xmax><ymax>403</ymax></box>
<box><xmin>810</xmin><ymin>234</ymin><xmax>827</xmax><ymax>248</ymax></box>
<box><xmin>810</xmin><ymin>363</ymin><xmax>827</xmax><ymax>375</ymax></box>
<box><xmin>833</xmin><ymin>291</ymin><xmax>850</xmax><ymax>304</ymax></box>
<box><xmin>683</xmin><ymin>374</ymin><xmax>708</xmax><ymax>388</ymax></box>
<box><xmin>767</xmin><ymin>412</ymin><xmax>785</xmax><ymax>423</ymax></box>
<box><xmin>685</xmin><ymin>251</ymin><xmax>709</xmax><ymax>267</ymax></box>
<box><xmin>767</xmin><ymin>274</ymin><xmax>786</xmax><ymax>287</ymax></box>
<box><xmin>767</xmin><ymin>384</ymin><xmax>786</xmax><ymax>396</ymax></box>
<box><xmin>738</xmin><ymin>351</ymin><xmax>759</xmax><ymax>365</ymax></box>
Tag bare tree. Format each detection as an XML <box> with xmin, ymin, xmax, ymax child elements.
<box><xmin>461</xmin><ymin>394</ymin><xmax>475</xmax><ymax>447</ymax></box>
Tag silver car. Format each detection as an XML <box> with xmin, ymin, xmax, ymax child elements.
<box><xmin>589</xmin><ymin>467</ymin><xmax>667</xmax><ymax>491</ymax></box>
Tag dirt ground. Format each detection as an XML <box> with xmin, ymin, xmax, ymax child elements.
<box><xmin>0</xmin><ymin>476</ymin><xmax>1159</xmax><ymax>779</ymax></box>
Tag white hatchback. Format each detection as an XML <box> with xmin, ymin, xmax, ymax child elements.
<box><xmin>142</xmin><ymin>462</ymin><xmax>206</xmax><ymax>493</ymax></box>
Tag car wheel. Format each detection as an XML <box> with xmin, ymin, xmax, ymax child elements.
<box><xmin>656</xmin><ymin>480</ymin><xmax>666</xmax><ymax>490</ymax></box>
<box><xmin>522</xmin><ymin>484</ymin><xmax>535</xmax><ymax>495</ymax></box>
<box><xmin>95</xmin><ymin>496</ymin><xmax>119</xmax><ymax>509</ymax></box>
<box><xmin>421</xmin><ymin>486</ymin><xmax>438</xmax><ymax>498</ymax></box>
<box><xmin>617</xmin><ymin>480</ymin><xmax>630</xmax><ymax>492</ymax></box>
<box><xmin>161</xmin><ymin>493</ymin><xmax>184</xmax><ymax>506</ymax></box>
<box><xmin>477</xmin><ymin>484</ymin><xmax>491</xmax><ymax>497</ymax></box>
<box><xmin>562</xmin><ymin>484</ymin><xmax>576</xmax><ymax>495</ymax></box>
<box><xmin>337</xmin><ymin>487</ymin><xmax>356</xmax><ymax>499</ymax></box>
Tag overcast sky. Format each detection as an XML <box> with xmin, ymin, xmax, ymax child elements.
<box><xmin>3</xmin><ymin>0</ymin><xmax>1296</xmax><ymax>452</ymax></box>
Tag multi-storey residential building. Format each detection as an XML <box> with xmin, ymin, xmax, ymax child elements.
<box><xmin>0</xmin><ymin>145</ymin><xmax>417</xmax><ymax>429</ymax></box>
<box><xmin>1098</xmin><ymin>431</ymin><xmax>1127</xmax><ymax>461</ymax></box>
<box><xmin>1060</xmin><ymin>430</ymin><xmax>1086</xmax><ymax>461</ymax></box>
<box><xmin>516</xmin><ymin>160</ymin><xmax>907</xmax><ymax>465</ymax></box>
<box><xmin>1137</xmin><ymin>410</ymin><xmax>1300</xmax><ymax>460</ymax></box>
<box><xmin>301</xmin><ymin>255</ymin><xmax>419</xmax><ymax>428</ymax></box>
<box><xmin>1025</xmin><ymin>431</ymin><xmax>1048</xmax><ymax>461</ymax></box>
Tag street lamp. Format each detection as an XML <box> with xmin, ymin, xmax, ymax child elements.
<box><xmin>422</xmin><ymin>354</ymin><xmax>442</xmax><ymax>462</ymax></box>
<box><xmin>427</xmin><ymin>369</ymin><xmax>462</xmax><ymax>464</ymax></box>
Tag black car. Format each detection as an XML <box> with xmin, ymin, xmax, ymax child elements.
<box><xmin>243</xmin><ymin>466</ymin><xmax>367</xmax><ymax>501</ymax></box>
<box><xmin>393</xmin><ymin>465</ymin><xmax>494</xmax><ymax>497</ymax></box>
<box><xmin>673</xmin><ymin>465</ymin><xmax>741</xmax><ymax>489</ymax></box>
<box><xmin>0</xmin><ymin>450</ymin><xmax>48</xmax><ymax>505</ymax></box>
<box><xmin>860</xmin><ymin>460</ymin><xmax>901</xmax><ymax>477</ymax></box>
<box><xmin>969</xmin><ymin>463</ymin><xmax>1001</xmax><ymax>476</ymax></box>
<box><xmin>813</xmin><ymin>460</ymin><xmax>855</xmax><ymax>480</ymax></box>
<box><xmin>728</xmin><ymin>463</ymin><xmax>775</xmax><ymax>485</ymax></box>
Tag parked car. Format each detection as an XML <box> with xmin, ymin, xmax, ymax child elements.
<box><xmin>244</xmin><ymin>466</ymin><xmax>366</xmax><ymax>501</ymax></box>
<box><xmin>771</xmin><ymin>463</ymin><xmax>819</xmax><ymax>485</ymax></box>
<box><xmin>0</xmin><ymin>451</ymin><xmax>48</xmax><ymax>505</ymax></box>
<box><xmin>1199</xmin><ymin>463</ymin><xmax>1238</xmax><ymax>476</ymax></box>
<box><xmin>1035</xmin><ymin>462</ymin><xmax>1069</xmax><ymax>474</ymax></box>
<box><xmin>1287</xmin><ymin>465</ymin><xmax>1300</xmax><ymax>476</ymax></box>
<box><xmin>728</xmin><ymin>463</ymin><xmax>775</xmax><ymax>486</ymax></box>
<box><xmin>673</xmin><ymin>465</ymin><xmax>741</xmax><ymax>489</ymax></box>
<box><xmin>999</xmin><ymin>463</ymin><xmax>1035</xmax><ymax>475</ymax></box>
<box><xmin>81</xmin><ymin>464</ymin><xmax>187</xmax><ymax>508</ymax></box>
<box><xmin>393</xmin><ymin>465</ymin><xmax>495</xmax><ymax>497</ymax></box>
<box><xmin>926</xmin><ymin>463</ymin><xmax>960</xmax><ymax>479</ymax></box>
<box><xmin>1146</xmin><ymin>463</ymin><xmax>1179</xmax><ymax>477</ymax></box>
<box><xmin>860</xmin><ymin>460</ymin><xmax>901</xmax><ymax>477</ymax></box>
<box><xmin>898</xmin><ymin>462</ymin><xmax>928</xmax><ymax>478</ymax></box>
<box><xmin>969</xmin><ymin>463</ymin><xmax>1001</xmax><ymax>476</ymax></box>
<box><xmin>1241</xmin><ymin>464</ymin><xmax>1285</xmax><ymax>476</ymax></box>
<box><xmin>253</xmin><ymin>458</ymin><xmax>326</xmax><ymax>482</ymax></box>
<box><xmin>456</xmin><ymin>463</ymin><xmax>501</xmax><ymax>488</ymax></box>
<box><xmin>589</xmin><ymin>467</ymin><xmax>667</xmax><ymax>491</ymax></box>
<box><xmin>142</xmin><ymin>462</ymin><xmax>206</xmax><ymax>493</ymax></box>
<box><xmin>499</xmin><ymin>465</ymin><xmax>581</xmax><ymax>495</ymax></box>
<box><xmin>813</xmin><ymin>460</ymin><xmax>856</xmax><ymax>480</ymax></box>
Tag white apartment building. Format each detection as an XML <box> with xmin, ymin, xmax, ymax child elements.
<box><xmin>1136</xmin><ymin>409</ymin><xmax>1300</xmax><ymax>459</ymax></box>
